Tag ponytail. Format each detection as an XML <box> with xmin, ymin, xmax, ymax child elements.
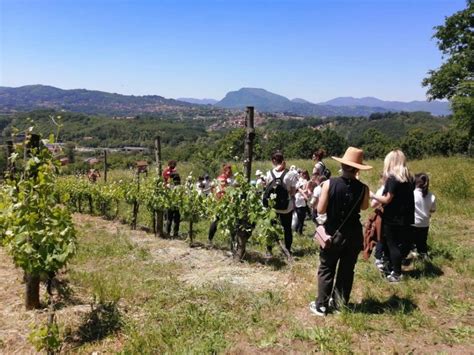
<box><xmin>415</xmin><ymin>173</ymin><xmax>429</xmax><ymax>197</ymax></box>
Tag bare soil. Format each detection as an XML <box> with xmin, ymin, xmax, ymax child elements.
<box><xmin>75</xmin><ymin>214</ymin><xmax>289</xmax><ymax>292</ymax></box>
<box><xmin>0</xmin><ymin>214</ymin><xmax>290</xmax><ymax>353</ymax></box>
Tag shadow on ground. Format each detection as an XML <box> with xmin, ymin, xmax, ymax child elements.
<box><xmin>52</xmin><ymin>278</ymin><xmax>84</xmax><ymax>310</ymax></box>
<box><xmin>352</xmin><ymin>295</ymin><xmax>418</xmax><ymax>315</ymax></box>
<box><xmin>67</xmin><ymin>302</ymin><xmax>122</xmax><ymax>346</ymax></box>
<box><xmin>405</xmin><ymin>260</ymin><xmax>444</xmax><ymax>279</ymax></box>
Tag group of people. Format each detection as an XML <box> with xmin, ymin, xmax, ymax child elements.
<box><xmin>308</xmin><ymin>147</ymin><xmax>436</xmax><ymax>317</ymax></box>
<box><xmin>161</xmin><ymin>147</ymin><xmax>437</xmax><ymax>318</ymax></box>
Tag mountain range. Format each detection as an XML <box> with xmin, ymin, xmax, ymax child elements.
<box><xmin>0</xmin><ymin>85</ymin><xmax>192</xmax><ymax>116</ymax></box>
<box><xmin>0</xmin><ymin>85</ymin><xmax>451</xmax><ymax>117</ymax></box>
<box><xmin>214</xmin><ymin>88</ymin><xmax>451</xmax><ymax>116</ymax></box>
<box><xmin>178</xmin><ymin>98</ymin><xmax>218</xmax><ymax>105</ymax></box>
<box><xmin>320</xmin><ymin>96</ymin><xmax>450</xmax><ymax>115</ymax></box>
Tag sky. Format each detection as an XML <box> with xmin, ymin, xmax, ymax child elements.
<box><xmin>0</xmin><ymin>0</ymin><xmax>467</xmax><ymax>102</ymax></box>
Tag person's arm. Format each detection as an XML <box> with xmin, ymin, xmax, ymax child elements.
<box><xmin>370</xmin><ymin>191</ymin><xmax>393</xmax><ymax>205</ymax></box>
<box><xmin>430</xmin><ymin>195</ymin><xmax>436</xmax><ymax>213</ymax></box>
<box><xmin>317</xmin><ymin>180</ymin><xmax>330</xmax><ymax>214</ymax></box>
<box><xmin>360</xmin><ymin>186</ymin><xmax>369</xmax><ymax>210</ymax></box>
<box><xmin>370</xmin><ymin>197</ymin><xmax>380</xmax><ymax>208</ymax></box>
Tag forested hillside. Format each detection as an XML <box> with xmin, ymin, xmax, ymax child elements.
<box><xmin>0</xmin><ymin>109</ymin><xmax>468</xmax><ymax>174</ymax></box>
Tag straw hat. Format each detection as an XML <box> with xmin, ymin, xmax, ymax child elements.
<box><xmin>331</xmin><ymin>147</ymin><xmax>372</xmax><ymax>170</ymax></box>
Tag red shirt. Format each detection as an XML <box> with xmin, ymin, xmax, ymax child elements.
<box><xmin>163</xmin><ymin>167</ymin><xmax>176</xmax><ymax>182</ymax></box>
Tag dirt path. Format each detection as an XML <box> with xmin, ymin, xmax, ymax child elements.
<box><xmin>74</xmin><ymin>214</ymin><xmax>290</xmax><ymax>292</ymax></box>
<box><xmin>0</xmin><ymin>214</ymin><xmax>292</xmax><ymax>353</ymax></box>
<box><xmin>0</xmin><ymin>248</ymin><xmax>40</xmax><ymax>354</ymax></box>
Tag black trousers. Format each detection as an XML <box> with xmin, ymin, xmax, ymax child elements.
<box><xmin>208</xmin><ymin>219</ymin><xmax>219</xmax><ymax>241</ymax></box>
<box><xmin>383</xmin><ymin>224</ymin><xmax>410</xmax><ymax>275</ymax></box>
<box><xmin>166</xmin><ymin>209</ymin><xmax>180</xmax><ymax>236</ymax></box>
<box><xmin>208</xmin><ymin>218</ymin><xmax>236</xmax><ymax>249</ymax></box>
<box><xmin>411</xmin><ymin>226</ymin><xmax>429</xmax><ymax>254</ymax></box>
<box><xmin>316</xmin><ymin>230</ymin><xmax>362</xmax><ymax>308</ymax></box>
<box><xmin>268</xmin><ymin>210</ymin><xmax>293</xmax><ymax>253</ymax></box>
<box><xmin>295</xmin><ymin>206</ymin><xmax>307</xmax><ymax>235</ymax></box>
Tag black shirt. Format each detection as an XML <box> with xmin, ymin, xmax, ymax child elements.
<box><xmin>326</xmin><ymin>177</ymin><xmax>367</xmax><ymax>236</ymax></box>
<box><xmin>382</xmin><ymin>175</ymin><xmax>415</xmax><ymax>226</ymax></box>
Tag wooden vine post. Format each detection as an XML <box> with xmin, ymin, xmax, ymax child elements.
<box><xmin>103</xmin><ymin>149</ymin><xmax>108</xmax><ymax>182</ymax></box>
<box><xmin>243</xmin><ymin>106</ymin><xmax>255</xmax><ymax>183</ymax></box>
<box><xmin>6</xmin><ymin>140</ymin><xmax>14</xmax><ymax>174</ymax></box>
<box><xmin>25</xmin><ymin>134</ymin><xmax>41</xmax><ymax>310</ymax></box>
<box><xmin>154</xmin><ymin>136</ymin><xmax>165</xmax><ymax>237</ymax></box>
<box><xmin>235</xmin><ymin>106</ymin><xmax>255</xmax><ymax>260</ymax></box>
<box><xmin>131</xmin><ymin>171</ymin><xmax>140</xmax><ymax>230</ymax></box>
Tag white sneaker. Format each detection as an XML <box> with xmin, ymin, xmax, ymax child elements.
<box><xmin>309</xmin><ymin>301</ymin><xmax>327</xmax><ymax>316</ymax></box>
<box><xmin>386</xmin><ymin>271</ymin><xmax>403</xmax><ymax>283</ymax></box>
<box><xmin>375</xmin><ymin>258</ymin><xmax>387</xmax><ymax>272</ymax></box>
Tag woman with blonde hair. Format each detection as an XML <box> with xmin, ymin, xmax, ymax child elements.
<box><xmin>370</xmin><ymin>150</ymin><xmax>415</xmax><ymax>282</ymax></box>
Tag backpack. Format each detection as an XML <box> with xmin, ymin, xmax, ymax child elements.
<box><xmin>318</xmin><ymin>161</ymin><xmax>331</xmax><ymax>179</ymax></box>
<box><xmin>262</xmin><ymin>169</ymin><xmax>290</xmax><ymax>210</ymax></box>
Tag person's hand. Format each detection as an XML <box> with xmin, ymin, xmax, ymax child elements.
<box><xmin>369</xmin><ymin>191</ymin><xmax>375</xmax><ymax>199</ymax></box>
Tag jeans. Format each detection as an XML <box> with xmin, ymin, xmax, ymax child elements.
<box><xmin>295</xmin><ymin>206</ymin><xmax>307</xmax><ymax>235</ymax></box>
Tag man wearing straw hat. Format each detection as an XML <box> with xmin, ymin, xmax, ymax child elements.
<box><xmin>310</xmin><ymin>147</ymin><xmax>371</xmax><ymax>316</ymax></box>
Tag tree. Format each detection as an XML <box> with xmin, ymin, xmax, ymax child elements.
<box><xmin>359</xmin><ymin>128</ymin><xmax>394</xmax><ymax>159</ymax></box>
<box><xmin>422</xmin><ymin>1</ymin><xmax>474</xmax><ymax>148</ymax></box>
<box><xmin>65</xmin><ymin>142</ymin><xmax>76</xmax><ymax>163</ymax></box>
<box><xmin>319</xmin><ymin>129</ymin><xmax>347</xmax><ymax>157</ymax></box>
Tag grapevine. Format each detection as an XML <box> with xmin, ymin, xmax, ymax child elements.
<box><xmin>0</xmin><ymin>133</ymin><xmax>77</xmax><ymax>309</ymax></box>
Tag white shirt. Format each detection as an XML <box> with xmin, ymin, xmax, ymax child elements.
<box><xmin>370</xmin><ymin>185</ymin><xmax>385</xmax><ymax>208</ymax></box>
<box><xmin>309</xmin><ymin>184</ymin><xmax>322</xmax><ymax>208</ymax></box>
<box><xmin>313</xmin><ymin>161</ymin><xmax>324</xmax><ymax>176</ymax></box>
<box><xmin>256</xmin><ymin>177</ymin><xmax>266</xmax><ymax>189</ymax></box>
<box><xmin>413</xmin><ymin>188</ymin><xmax>436</xmax><ymax>227</ymax></box>
<box><xmin>295</xmin><ymin>178</ymin><xmax>308</xmax><ymax>208</ymax></box>
<box><xmin>265</xmin><ymin>168</ymin><xmax>299</xmax><ymax>214</ymax></box>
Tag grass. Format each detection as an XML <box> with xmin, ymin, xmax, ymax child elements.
<box><xmin>37</xmin><ymin>156</ymin><xmax>474</xmax><ymax>352</ymax></box>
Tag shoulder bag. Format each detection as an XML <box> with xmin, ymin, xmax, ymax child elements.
<box><xmin>314</xmin><ymin>186</ymin><xmax>366</xmax><ymax>249</ymax></box>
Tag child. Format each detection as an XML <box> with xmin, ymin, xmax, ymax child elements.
<box><xmin>309</xmin><ymin>175</ymin><xmax>327</xmax><ymax>224</ymax></box>
<box><xmin>293</xmin><ymin>170</ymin><xmax>310</xmax><ymax>235</ymax></box>
<box><xmin>411</xmin><ymin>173</ymin><xmax>436</xmax><ymax>259</ymax></box>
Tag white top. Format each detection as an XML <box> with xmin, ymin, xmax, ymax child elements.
<box><xmin>255</xmin><ymin>177</ymin><xmax>266</xmax><ymax>189</ymax></box>
<box><xmin>312</xmin><ymin>161</ymin><xmax>324</xmax><ymax>175</ymax></box>
<box><xmin>370</xmin><ymin>185</ymin><xmax>385</xmax><ymax>208</ymax></box>
<box><xmin>265</xmin><ymin>168</ymin><xmax>299</xmax><ymax>214</ymax></box>
<box><xmin>309</xmin><ymin>184</ymin><xmax>322</xmax><ymax>208</ymax></box>
<box><xmin>295</xmin><ymin>178</ymin><xmax>309</xmax><ymax>208</ymax></box>
<box><xmin>413</xmin><ymin>188</ymin><xmax>436</xmax><ymax>227</ymax></box>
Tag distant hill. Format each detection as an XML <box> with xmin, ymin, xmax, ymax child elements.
<box><xmin>0</xmin><ymin>85</ymin><xmax>452</xmax><ymax>117</ymax></box>
<box><xmin>291</xmin><ymin>98</ymin><xmax>313</xmax><ymax>104</ymax></box>
<box><xmin>216</xmin><ymin>88</ymin><xmax>389</xmax><ymax>117</ymax></box>
<box><xmin>0</xmin><ymin>85</ymin><xmax>197</xmax><ymax>116</ymax></box>
<box><xmin>320</xmin><ymin>96</ymin><xmax>451</xmax><ymax>116</ymax></box>
<box><xmin>178</xmin><ymin>98</ymin><xmax>218</xmax><ymax>105</ymax></box>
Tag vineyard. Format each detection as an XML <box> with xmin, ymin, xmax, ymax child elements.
<box><xmin>1</xmin><ymin>131</ymin><xmax>473</xmax><ymax>352</ymax></box>
<box><xmin>55</xmin><ymin>170</ymin><xmax>282</xmax><ymax>257</ymax></box>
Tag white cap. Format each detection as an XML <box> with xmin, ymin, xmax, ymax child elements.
<box><xmin>255</xmin><ymin>169</ymin><xmax>263</xmax><ymax>176</ymax></box>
